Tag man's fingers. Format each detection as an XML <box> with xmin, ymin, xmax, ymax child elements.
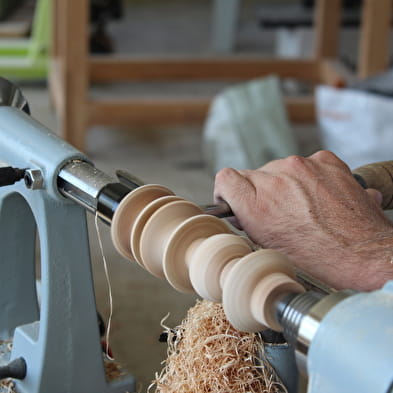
<box><xmin>214</xmin><ymin>167</ymin><xmax>256</xmax><ymax>218</ymax></box>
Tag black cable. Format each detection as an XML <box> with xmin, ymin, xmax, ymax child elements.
<box><xmin>0</xmin><ymin>357</ymin><xmax>26</xmax><ymax>380</ymax></box>
<box><xmin>0</xmin><ymin>167</ymin><xmax>25</xmax><ymax>187</ymax></box>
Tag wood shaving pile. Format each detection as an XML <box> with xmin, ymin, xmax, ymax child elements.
<box><xmin>151</xmin><ymin>300</ymin><xmax>286</xmax><ymax>393</ymax></box>
<box><xmin>0</xmin><ymin>379</ymin><xmax>15</xmax><ymax>393</ymax></box>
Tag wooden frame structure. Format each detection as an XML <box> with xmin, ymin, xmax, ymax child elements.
<box><xmin>49</xmin><ymin>0</ymin><xmax>392</xmax><ymax>151</ymax></box>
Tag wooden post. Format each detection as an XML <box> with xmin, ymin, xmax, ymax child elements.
<box><xmin>313</xmin><ymin>0</ymin><xmax>342</xmax><ymax>59</ymax></box>
<box><xmin>49</xmin><ymin>0</ymin><xmax>89</xmax><ymax>151</ymax></box>
<box><xmin>358</xmin><ymin>0</ymin><xmax>392</xmax><ymax>79</ymax></box>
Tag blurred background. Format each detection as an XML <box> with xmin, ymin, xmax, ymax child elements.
<box><xmin>1</xmin><ymin>0</ymin><xmax>392</xmax><ymax>390</ymax></box>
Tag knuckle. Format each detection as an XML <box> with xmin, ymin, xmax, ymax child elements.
<box><xmin>214</xmin><ymin>167</ymin><xmax>246</xmax><ymax>202</ymax></box>
<box><xmin>312</xmin><ymin>150</ymin><xmax>338</xmax><ymax>162</ymax></box>
<box><xmin>283</xmin><ymin>155</ymin><xmax>309</xmax><ymax>172</ymax></box>
<box><xmin>215</xmin><ymin>168</ymin><xmax>235</xmax><ymax>185</ymax></box>
<box><xmin>286</xmin><ymin>154</ymin><xmax>305</xmax><ymax>164</ymax></box>
<box><xmin>311</xmin><ymin>150</ymin><xmax>350</xmax><ymax>171</ymax></box>
<box><xmin>215</xmin><ymin>167</ymin><xmax>237</xmax><ymax>182</ymax></box>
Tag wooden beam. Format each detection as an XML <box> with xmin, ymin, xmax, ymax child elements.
<box><xmin>313</xmin><ymin>0</ymin><xmax>342</xmax><ymax>59</ymax></box>
<box><xmin>88</xmin><ymin>95</ymin><xmax>315</xmax><ymax>127</ymax></box>
<box><xmin>358</xmin><ymin>0</ymin><xmax>392</xmax><ymax>78</ymax></box>
<box><xmin>89</xmin><ymin>57</ymin><xmax>321</xmax><ymax>83</ymax></box>
<box><xmin>88</xmin><ymin>97</ymin><xmax>210</xmax><ymax>126</ymax></box>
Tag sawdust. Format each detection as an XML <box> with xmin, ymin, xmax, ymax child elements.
<box><xmin>150</xmin><ymin>300</ymin><xmax>286</xmax><ymax>393</ymax></box>
<box><xmin>0</xmin><ymin>379</ymin><xmax>15</xmax><ymax>393</ymax></box>
<box><xmin>104</xmin><ymin>358</ymin><xmax>128</xmax><ymax>381</ymax></box>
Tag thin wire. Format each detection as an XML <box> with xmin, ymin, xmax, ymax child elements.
<box><xmin>95</xmin><ymin>212</ymin><xmax>114</xmax><ymax>361</ymax></box>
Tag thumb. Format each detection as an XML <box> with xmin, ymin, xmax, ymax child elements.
<box><xmin>365</xmin><ymin>188</ymin><xmax>383</xmax><ymax>206</ymax></box>
<box><xmin>214</xmin><ymin>168</ymin><xmax>255</xmax><ymax>220</ymax></box>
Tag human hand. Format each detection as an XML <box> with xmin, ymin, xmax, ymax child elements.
<box><xmin>214</xmin><ymin>151</ymin><xmax>393</xmax><ymax>291</ymax></box>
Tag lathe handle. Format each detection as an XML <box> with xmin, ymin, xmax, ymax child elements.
<box><xmin>352</xmin><ymin>161</ymin><xmax>393</xmax><ymax>210</ymax></box>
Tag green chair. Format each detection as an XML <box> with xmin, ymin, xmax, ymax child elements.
<box><xmin>0</xmin><ymin>0</ymin><xmax>50</xmax><ymax>79</ymax></box>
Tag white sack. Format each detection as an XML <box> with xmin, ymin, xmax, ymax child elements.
<box><xmin>203</xmin><ymin>76</ymin><xmax>298</xmax><ymax>174</ymax></box>
<box><xmin>317</xmin><ymin>86</ymin><xmax>393</xmax><ymax>169</ymax></box>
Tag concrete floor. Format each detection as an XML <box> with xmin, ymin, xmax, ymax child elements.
<box><xmin>18</xmin><ymin>0</ymin><xmax>322</xmax><ymax>390</ymax></box>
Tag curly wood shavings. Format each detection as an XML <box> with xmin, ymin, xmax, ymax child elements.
<box><xmin>150</xmin><ymin>300</ymin><xmax>286</xmax><ymax>393</ymax></box>
<box><xmin>0</xmin><ymin>379</ymin><xmax>15</xmax><ymax>393</ymax></box>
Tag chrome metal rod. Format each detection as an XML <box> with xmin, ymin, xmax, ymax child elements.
<box><xmin>57</xmin><ymin>160</ymin><xmax>116</xmax><ymax>213</ymax></box>
<box><xmin>116</xmin><ymin>169</ymin><xmax>144</xmax><ymax>189</ymax></box>
<box><xmin>58</xmin><ymin>160</ymin><xmax>234</xmax><ymax>222</ymax></box>
<box><xmin>57</xmin><ymin>160</ymin><xmax>134</xmax><ymax>224</ymax></box>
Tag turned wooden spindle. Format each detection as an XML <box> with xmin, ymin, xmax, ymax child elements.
<box><xmin>139</xmin><ymin>200</ymin><xmax>203</xmax><ymax>278</ymax></box>
<box><xmin>163</xmin><ymin>214</ymin><xmax>231</xmax><ymax>292</ymax></box>
<box><xmin>131</xmin><ymin>195</ymin><xmax>182</xmax><ymax>267</ymax></box>
<box><xmin>111</xmin><ymin>185</ymin><xmax>174</xmax><ymax>260</ymax></box>
<box><xmin>111</xmin><ymin>185</ymin><xmax>304</xmax><ymax>333</ymax></box>
<box><xmin>188</xmin><ymin>233</ymin><xmax>253</xmax><ymax>302</ymax></box>
<box><xmin>222</xmin><ymin>250</ymin><xmax>304</xmax><ymax>332</ymax></box>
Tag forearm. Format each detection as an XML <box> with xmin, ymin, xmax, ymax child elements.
<box><xmin>262</xmin><ymin>226</ymin><xmax>393</xmax><ymax>292</ymax></box>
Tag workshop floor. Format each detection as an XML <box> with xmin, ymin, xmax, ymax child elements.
<box><xmin>20</xmin><ymin>0</ymin><xmax>322</xmax><ymax>390</ymax></box>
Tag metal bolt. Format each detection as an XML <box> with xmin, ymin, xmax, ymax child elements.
<box><xmin>24</xmin><ymin>169</ymin><xmax>44</xmax><ymax>190</ymax></box>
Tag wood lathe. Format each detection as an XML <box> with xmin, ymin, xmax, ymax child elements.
<box><xmin>0</xmin><ymin>79</ymin><xmax>391</xmax><ymax>393</ymax></box>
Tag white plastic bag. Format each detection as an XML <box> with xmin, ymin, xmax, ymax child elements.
<box><xmin>317</xmin><ymin>86</ymin><xmax>393</xmax><ymax>169</ymax></box>
<box><xmin>203</xmin><ymin>76</ymin><xmax>298</xmax><ymax>174</ymax></box>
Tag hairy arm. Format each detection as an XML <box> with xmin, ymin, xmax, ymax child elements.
<box><xmin>214</xmin><ymin>151</ymin><xmax>393</xmax><ymax>291</ymax></box>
